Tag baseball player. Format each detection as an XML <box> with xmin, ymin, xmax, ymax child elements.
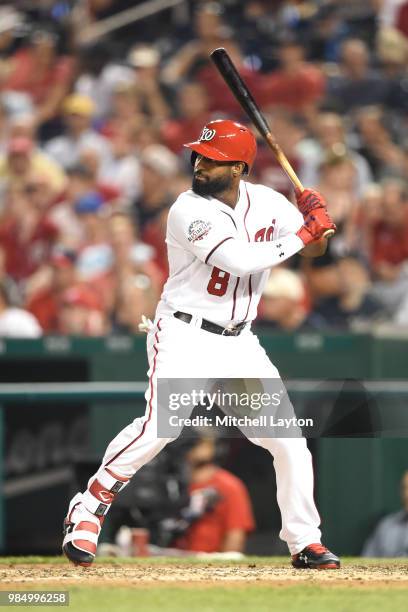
<box><xmin>63</xmin><ymin>119</ymin><xmax>340</xmax><ymax>570</ymax></box>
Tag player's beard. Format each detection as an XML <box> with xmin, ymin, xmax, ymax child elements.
<box><xmin>192</xmin><ymin>173</ymin><xmax>233</xmax><ymax>197</ymax></box>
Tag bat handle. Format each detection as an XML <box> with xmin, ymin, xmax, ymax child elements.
<box><xmin>290</xmin><ymin>175</ymin><xmax>304</xmax><ymax>194</ymax></box>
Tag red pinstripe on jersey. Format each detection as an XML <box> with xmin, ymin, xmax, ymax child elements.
<box><xmin>243</xmin><ymin>184</ymin><xmax>252</xmax><ymax>321</ymax></box>
<box><xmin>231</xmin><ymin>277</ymin><xmax>240</xmax><ymax>319</ymax></box>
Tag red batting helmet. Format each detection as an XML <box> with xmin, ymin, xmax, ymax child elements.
<box><xmin>184</xmin><ymin>119</ymin><xmax>257</xmax><ymax>174</ymax></box>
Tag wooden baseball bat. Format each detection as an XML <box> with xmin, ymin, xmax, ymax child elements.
<box><xmin>210</xmin><ymin>47</ymin><xmax>335</xmax><ymax>238</ymax></box>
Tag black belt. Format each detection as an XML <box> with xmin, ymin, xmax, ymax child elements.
<box><xmin>174</xmin><ymin>311</ymin><xmax>247</xmax><ymax>336</ymax></box>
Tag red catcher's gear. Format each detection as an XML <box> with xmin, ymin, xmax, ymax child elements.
<box><xmin>184</xmin><ymin>119</ymin><xmax>257</xmax><ymax>174</ymax></box>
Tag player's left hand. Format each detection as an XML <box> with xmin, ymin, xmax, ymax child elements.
<box><xmin>295</xmin><ymin>188</ymin><xmax>327</xmax><ymax>216</ymax></box>
<box><xmin>297</xmin><ymin>208</ymin><xmax>337</xmax><ymax>245</ymax></box>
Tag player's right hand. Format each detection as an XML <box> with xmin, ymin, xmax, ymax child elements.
<box><xmin>296</xmin><ymin>208</ymin><xmax>337</xmax><ymax>245</ymax></box>
<box><xmin>295</xmin><ymin>188</ymin><xmax>327</xmax><ymax>216</ymax></box>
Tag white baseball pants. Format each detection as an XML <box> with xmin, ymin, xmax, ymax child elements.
<box><xmin>97</xmin><ymin>314</ymin><xmax>322</xmax><ymax>555</ymax></box>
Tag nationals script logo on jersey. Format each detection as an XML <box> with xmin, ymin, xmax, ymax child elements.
<box><xmin>188</xmin><ymin>219</ymin><xmax>212</xmax><ymax>243</ymax></box>
<box><xmin>200</xmin><ymin>127</ymin><xmax>216</xmax><ymax>141</ymax></box>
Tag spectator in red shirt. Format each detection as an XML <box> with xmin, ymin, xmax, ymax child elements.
<box><xmin>2</xmin><ymin>27</ymin><xmax>74</xmax><ymax>126</ymax></box>
<box><xmin>259</xmin><ymin>39</ymin><xmax>325</xmax><ymax>122</ymax></box>
<box><xmin>370</xmin><ymin>180</ymin><xmax>408</xmax><ymax>277</ymax></box>
<box><xmin>175</xmin><ymin>437</ymin><xmax>255</xmax><ymax>554</ymax></box>
<box><xmin>0</xmin><ymin>179</ymin><xmax>59</xmax><ymax>282</ymax></box>
<box><xmin>142</xmin><ymin>207</ymin><xmax>170</xmax><ymax>280</ymax></box>
<box><xmin>368</xmin><ymin>179</ymin><xmax>408</xmax><ymax>323</ymax></box>
<box><xmin>27</xmin><ymin>248</ymin><xmax>78</xmax><ymax>332</ymax></box>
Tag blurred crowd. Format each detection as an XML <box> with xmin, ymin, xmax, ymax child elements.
<box><xmin>0</xmin><ymin>0</ymin><xmax>407</xmax><ymax>336</ymax></box>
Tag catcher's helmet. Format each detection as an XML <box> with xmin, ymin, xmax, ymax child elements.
<box><xmin>184</xmin><ymin>119</ymin><xmax>257</xmax><ymax>174</ymax></box>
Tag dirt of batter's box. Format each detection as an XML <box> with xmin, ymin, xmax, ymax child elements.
<box><xmin>1</xmin><ymin>563</ymin><xmax>408</xmax><ymax>588</ymax></box>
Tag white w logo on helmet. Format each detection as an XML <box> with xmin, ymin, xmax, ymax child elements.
<box><xmin>200</xmin><ymin>127</ymin><xmax>216</xmax><ymax>141</ymax></box>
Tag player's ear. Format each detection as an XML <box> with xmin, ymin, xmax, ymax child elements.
<box><xmin>232</xmin><ymin>162</ymin><xmax>244</xmax><ymax>177</ymax></box>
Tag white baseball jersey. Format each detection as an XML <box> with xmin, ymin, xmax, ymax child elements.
<box><xmin>157</xmin><ymin>180</ymin><xmax>304</xmax><ymax>326</ymax></box>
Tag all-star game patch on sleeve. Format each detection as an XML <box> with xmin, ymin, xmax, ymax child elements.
<box><xmin>187</xmin><ymin>219</ymin><xmax>213</xmax><ymax>244</ymax></box>
<box><xmin>168</xmin><ymin>193</ymin><xmax>236</xmax><ymax>264</ymax></box>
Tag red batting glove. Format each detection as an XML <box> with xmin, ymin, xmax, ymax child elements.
<box><xmin>296</xmin><ymin>208</ymin><xmax>337</xmax><ymax>245</ymax></box>
<box><xmin>296</xmin><ymin>188</ymin><xmax>327</xmax><ymax>216</ymax></box>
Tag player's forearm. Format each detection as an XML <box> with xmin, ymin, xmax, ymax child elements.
<box><xmin>208</xmin><ymin>234</ymin><xmax>304</xmax><ymax>276</ymax></box>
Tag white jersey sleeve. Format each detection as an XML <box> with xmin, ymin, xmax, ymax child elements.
<box><xmin>208</xmin><ymin>233</ymin><xmax>304</xmax><ymax>277</ymax></box>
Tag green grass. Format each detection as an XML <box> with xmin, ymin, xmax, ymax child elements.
<box><xmin>4</xmin><ymin>585</ymin><xmax>408</xmax><ymax>612</ymax></box>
